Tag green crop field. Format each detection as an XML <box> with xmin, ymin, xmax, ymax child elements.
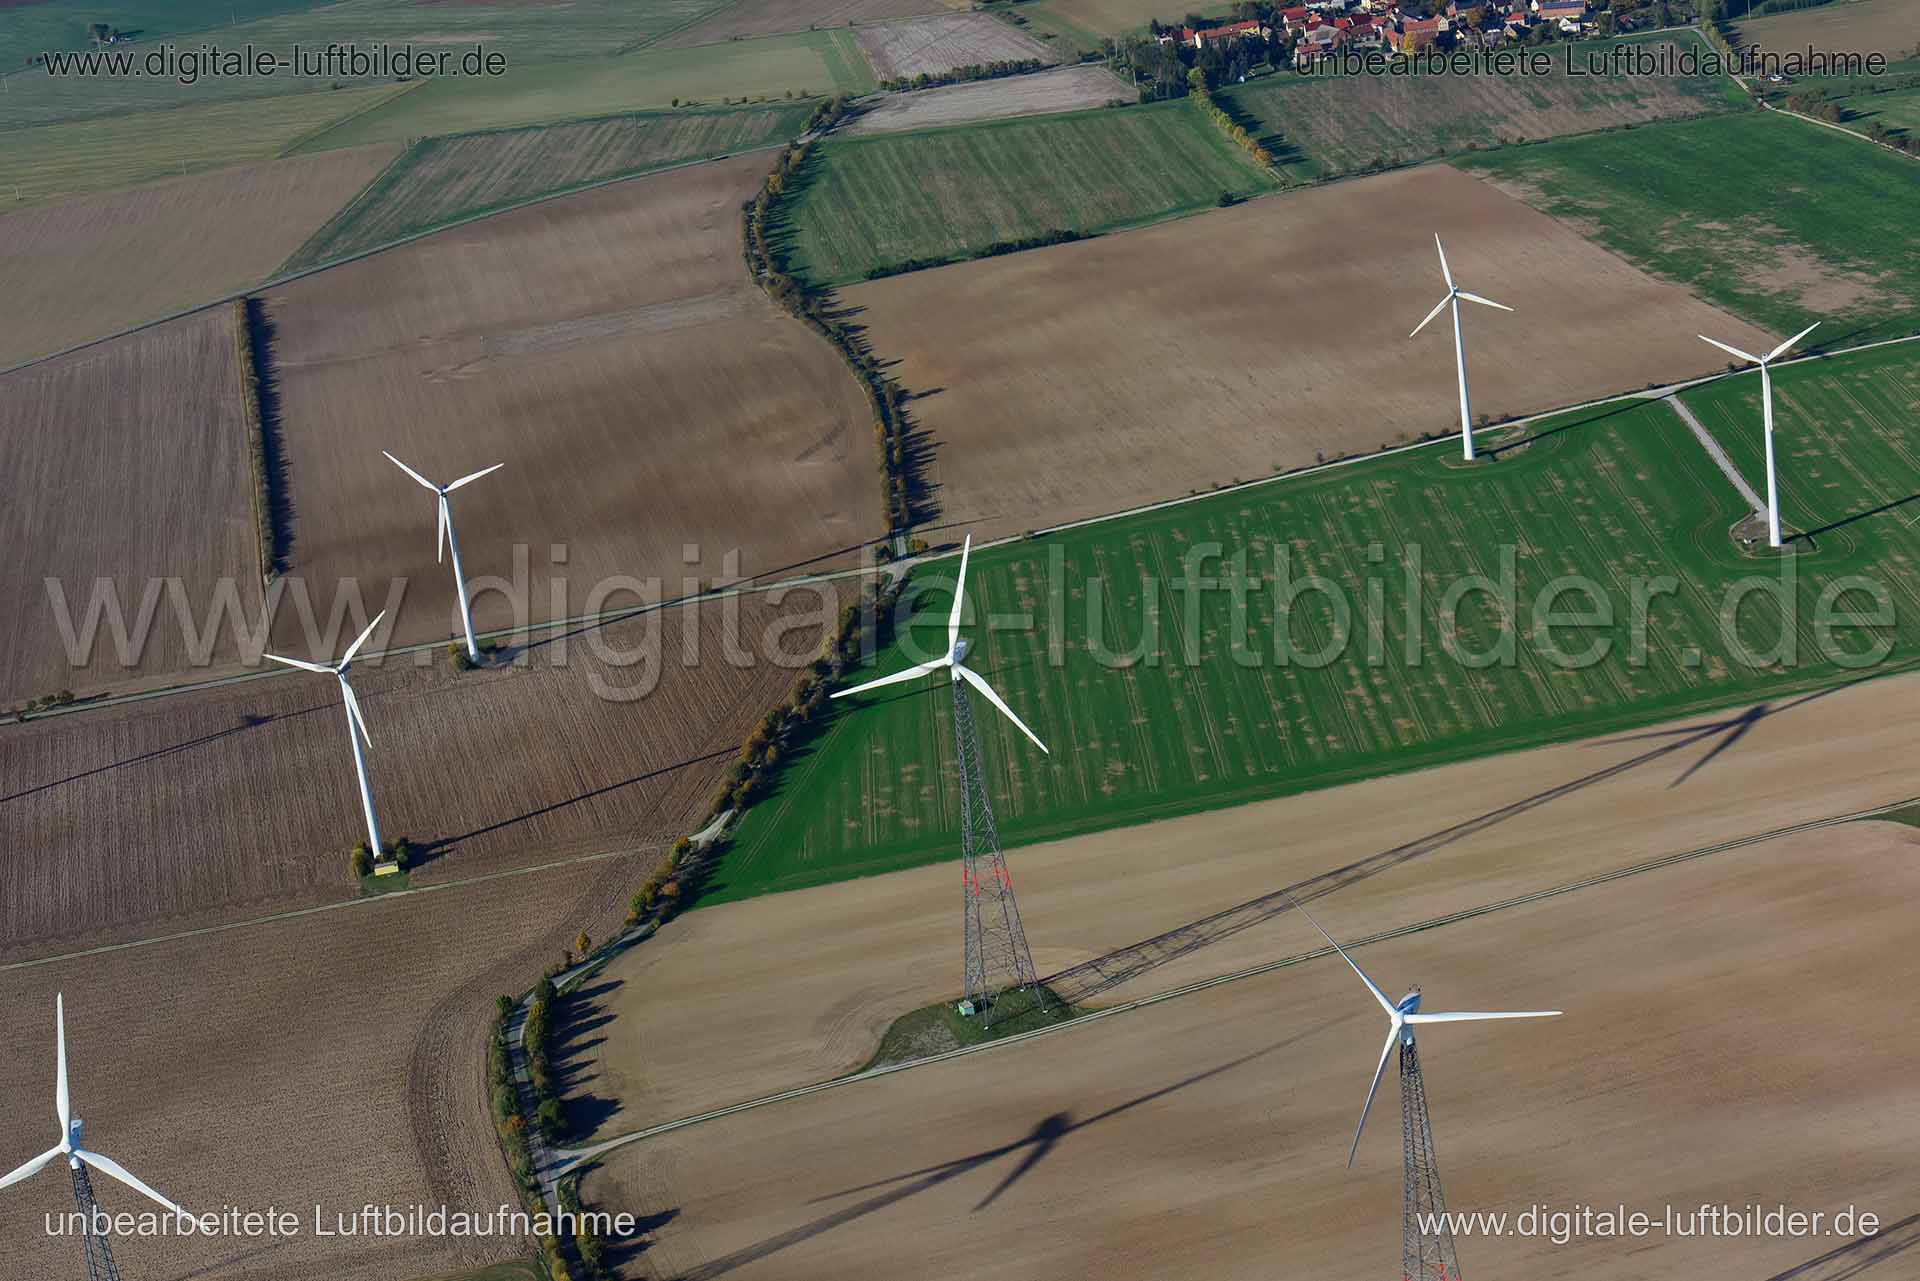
<box><xmin>1835</xmin><ymin>82</ymin><xmax>1920</xmax><ymax>133</ymax></box>
<box><xmin>1677</xmin><ymin>341</ymin><xmax>1920</xmax><ymax>544</ymax></box>
<box><xmin>0</xmin><ymin>0</ymin><xmax>729</xmax><ymax>131</ymax></box>
<box><xmin>999</xmin><ymin>0</ymin><xmax>1165</xmax><ymax>57</ymax></box>
<box><xmin>0</xmin><ymin>82</ymin><xmax>407</xmax><ymax>210</ymax></box>
<box><xmin>707</xmin><ymin>341</ymin><xmax>1920</xmax><ymax>904</ymax></box>
<box><xmin>781</xmin><ymin>100</ymin><xmax>1278</xmax><ymax>284</ymax></box>
<box><xmin>294</xmin><ymin>29</ymin><xmax>872</xmax><ymax>151</ymax></box>
<box><xmin>1222</xmin><ymin>35</ymin><xmax>1741</xmax><ymax>182</ymax></box>
<box><xmin>285</xmin><ymin>101</ymin><xmax>814</xmax><ymax>269</ymax></box>
<box><xmin>1455</xmin><ymin>110</ymin><xmax>1920</xmax><ymax>347</ymax></box>
<box><xmin>0</xmin><ymin>0</ymin><xmax>322</xmax><ymax>73</ymax></box>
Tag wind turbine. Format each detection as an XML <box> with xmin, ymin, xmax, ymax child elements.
<box><xmin>1410</xmin><ymin>235</ymin><xmax>1513</xmax><ymax>463</ymax></box>
<box><xmin>831</xmin><ymin>536</ymin><xmax>1050</xmax><ymax>1021</ymax></box>
<box><xmin>1288</xmin><ymin>893</ymin><xmax>1560</xmax><ymax>1167</ymax></box>
<box><xmin>383</xmin><ymin>452</ymin><xmax>503</xmax><ymax>662</ymax></box>
<box><xmin>1698</xmin><ymin>322</ymin><xmax>1818</xmax><ymax>549</ymax></box>
<box><xmin>265</xmin><ymin>612</ymin><xmax>386</xmax><ymax>858</ymax></box>
<box><xmin>3</xmin><ymin>995</ymin><xmax>184</xmax><ymax>1280</ymax></box>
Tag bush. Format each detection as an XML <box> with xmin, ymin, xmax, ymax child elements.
<box><xmin>349</xmin><ymin>844</ymin><xmax>373</xmax><ymax>879</ymax></box>
<box><xmin>448</xmin><ymin>642</ymin><xmax>475</xmax><ymax>673</ymax></box>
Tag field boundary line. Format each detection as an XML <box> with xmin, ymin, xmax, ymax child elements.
<box><xmin>0</xmin><ymin>840</ymin><xmax>660</xmax><ymax>975</ymax></box>
<box><xmin>1754</xmin><ymin>92</ymin><xmax>1920</xmax><ymax>162</ymax></box>
<box><xmin>1663</xmin><ymin>391</ymin><xmax>1764</xmax><ymax>516</ymax></box>
<box><xmin>549</xmin><ymin>790</ymin><xmax>1920</xmax><ymax>1171</ymax></box>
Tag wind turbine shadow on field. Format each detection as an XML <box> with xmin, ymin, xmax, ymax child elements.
<box><xmin>418</xmin><ymin>746</ymin><xmax>734</xmax><ymax>862</ymax></box>
<box><xmin>1761</xmin><ymin>1210</ymin><xmax>1920</xmax><ymax>1281</ymax></box>
<box><xmin>1042</xmin><ymin>684</ymin><xmax>1858</xmax><ymax>1008</ymax></box>
<box><xmin>0</xmin><ymin>703</ymin><xmax>332</xmax><ymax>805</ymax></box>
<box><xmin>1481</xmin><ymin>397</ymin><xmax>1644</xmax><ymax>459</ymax></box>
<box><xmin>1793</xmin><ymin>491</ymin><xmax>1920</xmax><ymax>544</ymax></box>
<box><xmin>672</xmin><ymin>1037</ymin><xmax>1313</xmax><ymax>1280</ymax></box>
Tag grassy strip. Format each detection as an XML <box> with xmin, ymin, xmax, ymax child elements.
<box><xmin>862</xmin><ymin>986</ymin><xmax>1085</xmax><ymax>1071</ymax></box>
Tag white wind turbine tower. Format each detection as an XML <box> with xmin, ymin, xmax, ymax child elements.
<box><xmin>384</xmin><ymin>452</ymin><xmax>504</xmax><ymax>662</ymax></box>
<box><xmin>1698</xmin><ymin>322</ymin><xmax>1819</xmax><ymax>549</ymax></box>
<box><xmin>831</xmin><ymin>536</ymin><xmax>1050</xmax><ymax>1023</ymax></box>
<box><xmin>3</xmin><ymin>995</ymin><xmax>184</xmax><ymax>1279</ymax></box>
<box><xmin>1287</xmin><ymin>892</ymin><xmax>1560</xmax><ymax>1167</ymax></box>
<box><xmin>265</xmin><ymin>611</ymin><xmax>387</xmax><ymax>858</ymax></box>
<box><xmin>1410</xmin><ymin>235</ymin><xmax>1513</xmax><ymax>462</ymax></box>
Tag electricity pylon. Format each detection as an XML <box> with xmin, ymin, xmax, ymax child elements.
<box><xmin>1401</xmin><ymin>1040</ymin><xmax>1463</xmax><ymax>1281</ymax></box>
<box><xmin>952</xmin><ymin>675</ymin><xmax>1041</xmax><ymax>1024</ymax></box>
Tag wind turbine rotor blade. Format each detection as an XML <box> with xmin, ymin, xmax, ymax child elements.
<box><xmin>55</xmin><ymin>994</ymin><xmax>69</xmax><ymax>1135</ymax></box>
<box><xmin>955</xmin><ymin>663</ymin><xmax>1049</xmax><ymax>755</ymax></box>
<box><xmin>1409</xmin><ymin>293</ymin><xmax>1451</xmax><ymax>339</ymax></box>
<box><xmin>1455</xmin><ymin>290</ymin><xmax>1513</xmax><ymax>312</ymax></box>
<box><xmin>1699</xmin><ymin>334</ymin><xmax>1761</xmax><ymax>365</ymax></box>
<box><xmin>382</xmin><ymin>451</ymin><xmax>439</xmax><ymax>493</ymax></box>
<box><xmin>1348</xmin><ymin>1027</ymin><xmax>1398</xmax><ymax>1168</ymax></box>
<box><xmin>1768</xmin><ymin>321</ymin><xmax>1820</xmax><ymax>364</ymax></box>
<box><xmin>1433</xmin><ymin>233</ymin><xmax>1453</xmax><ymax>290</ymax></box>
<box><xmin>75</xmin><ymin>1150</ymin><xmax>184</xmax><ymax>1217</ymax></box>
<box><xmin>829</xmin><ymin>659</ymin><xmax>947</xmax><ymax>699</ymax></box>
<box><xmin>1404</xmin><ymin>1010</ymin><xmax>1562</xmax><ymax>1024</ymax></box>
<box><xmin>0</xmin><ymin>1146</ymin><xmax>63</xmax><ymax>1190</ymax></box>
<box><xmin>436</xmin><ymin>494</ymin><xmax>449</xmax><ymax>565</ymax></box>
<box><xmin>262</xmin><ymin>652</ymin><xmax>332</xmax><ymax>674</ymax></box>
<box><xmin>1284</xmin><ymin>892</ymin><xmax>1396</xmax><ymax>1016</ymax></box>
<box><xmin>445</xmin><ymin>462</ymin><xmax>504</xmax><ymax>492</ymax></box>
<box><xmin>340</xmin><ymin>677</ymin><xmax>372</xmax><ymax>748</ymax></box>
<box><xmin>339</xmin><ymin>610</ymin><xmax>386</xmax><ymax>666</ymax></box>
<box><xmin>948</xmin><ymin>535</ymin><xmax>972</xmax><ymax>657</ymax></box>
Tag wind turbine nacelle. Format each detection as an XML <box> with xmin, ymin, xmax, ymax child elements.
<box><xmin>1397</xmin><ymin>986</ymin><xmax>1422</xmax><ymax>1016</ymax></box>
<box><xmin>951</xmin><ymin>639</ymin><xmax>970</xmax><ymax>668</ymax></box>
<box><xmin>68</xmin><ymin>1116</ymin><xmax>84</xmax><ymax>1153</ymax></box>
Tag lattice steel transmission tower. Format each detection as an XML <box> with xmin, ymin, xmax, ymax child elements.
<box><xmin>1400</xmin><ymin>1040</ymin><xmax>1463</xmax><ymax>1281</ymax></box>
<box><xmin>71</xmin><ymin>1161</ymin><xmax>125</xmax><ymax>1281</ymax></box>
<box><xmin>953</xmin><ymin>677</ymin><xmax>1041</xmax><ymax>1025</ymax></box>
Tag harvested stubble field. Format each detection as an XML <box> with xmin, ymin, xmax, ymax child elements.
<box><xmin>1677</xmin><ymin>340</ymin><xmax>1920</xmax><ymax>544</ymax></box>
<box><xmin>285</xmin><ymin>102</ymin><xmax>814</xmax><ymax>270</ymax></box>
<box><xmin>0</xmin><ymin>83</ymin><xmax>407</xmax><ymax>212</ymax></box>
<box><xmin>298</xmin><ymin>30</ymin><xmax>877</xmax><ymax>151</ymax></box>
<box><xmin>585</xmin><ymin>819</ymin><xmax>1920</xmax><ymax>1281</ymax></box>
<box><xmin>1009</xmin><ymin>0</ymin><xmax>1168</xmax><ymax>54</ymax></box>
<box><xmin>1734</xmin><ymin>0</ymin><xmax>1920</xmax><ymax>57</ymax></box>
<box><xmin>0</xmin><ymin>309</ymin><xmax>261</xmax><ymax>706</ymax></box>
<box><xmin>852</xmin><ymin>11</ymin><xmax>1056</xmax><ymax>80</ymax></box>
<box><xmin>785</xmin><ymin>101</ymin><xmax>1276</xmax><ymax>283</ymax></box>
<box><xmin>1457</xmin><ymin>110</ymin><xmax>1920</xmax><ymax>346</ymax></box>
<box><xmin>841</xmin><ymin>63</ymin><xmax>1134</xmax><ymax>134</ymax></box>
<box><xmin>575</xmin><ymin>663</ymin><xmax>1920</xmax><ymax>1135</ymax></box>
<box><xmin>718</xmin><ymin>341</ymin><xmax>1920</xmax><ymax>899</ymax></box>
<box><xmin>1223</xmin><ymin>35</ymin><xmax>1740</xmax><ymax>181</ymax></box>
<box><xmin>0</xmin><ymin>141</ymin><xmax>400</xmax><ymax>371</ymax></box>
<box><xmin>0</xmin><ymin>591</ymin><xmax>831</xmax><ymax>963</ymax></box>
<box><xmin>657</xmin><ymin>0</ymin><xmax>970</xmax><ymax>50</ymax></box>
<box><xmin>260</xmin><ymin>151</ymin><xmax>879</xmax><ymax>658</ymax></box>
<box><xmin>0</xmin><ymin>848</ymin><xmax>644</xmax><ymax>1281</ymax></box>
<box><xmin>838</xmin><ymin>162</ymin><xmax>1769</xmax><ymax>543</ymax></box>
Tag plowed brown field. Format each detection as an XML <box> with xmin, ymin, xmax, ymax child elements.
<box><xmin>0</xmin><ymin>849</ymin><xmax>642</xmax><ymax>1281</ymax></box>
<box><xmin>840</xmin><ymin>163</ymin><xmax>1774</xmax><ymax>544</ymax></box>
<box><xmin>0</xmin><ymin>590</ymin><xmax>832</xmax><ymax>963</ymax></box>
<box><xmin>0</xmin><ymin>143</ymin><xmax>401</xmax><ymax>372</ymax></box>
<box><xmin>0</xmin><ymin>308</ymin><xmax>261</xmax><ymax>707</ymax></box>
<box><xmin>259</xmin><ymin>150</ymin><xmax>879</xmax><ymax>659</ymax></box>
<box><xmin>584</xmin><ymin>819</ymin><xmax>1920</xmax><ymax>1281</ymax></box>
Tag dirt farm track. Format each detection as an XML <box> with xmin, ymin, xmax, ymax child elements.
<box><xmin>842</xmin><ymin>163</ymin><xmax>1772</xmax><ymax>545</ymax></box>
